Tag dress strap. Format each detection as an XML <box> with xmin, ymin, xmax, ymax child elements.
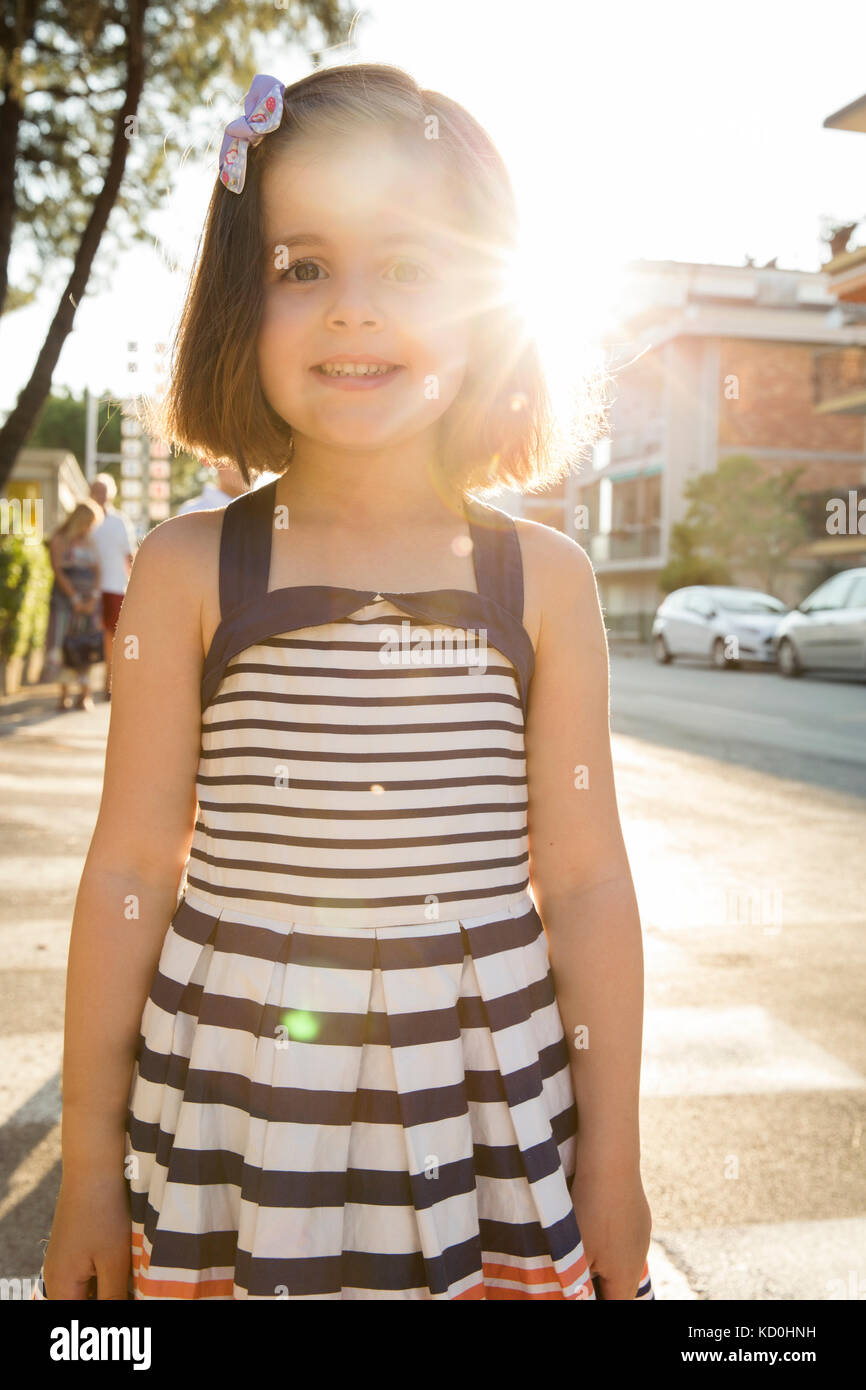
<box><xmin>463</xmin><ymin>495</ymin><xmax>525</xmax><ymax>622</ymax></box>
<box><xmin>217</xmin><ymin>480</ymin><xmax>277</xmax><ymax>620</ymax></box>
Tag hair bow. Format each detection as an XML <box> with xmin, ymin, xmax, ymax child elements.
<box><xmin>219</xmin><ymin>73</ymin><xmax>285</xmax><ymax>194</ymax></box>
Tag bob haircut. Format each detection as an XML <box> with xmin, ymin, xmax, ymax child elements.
<box><xmin>150</xmin><ymin>63</ymin><xmax>604</xmax><ymax>498</ymax></box>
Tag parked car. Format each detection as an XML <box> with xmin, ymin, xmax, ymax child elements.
<box><xmin>773</xmin><ymin>568</ymin><xmax>866</xmax><ymax>678</ymax></box>
<box><xmin>652</xmin><ymin>586</ymin><xmax>788</xmax><ymax>668</ymax></box>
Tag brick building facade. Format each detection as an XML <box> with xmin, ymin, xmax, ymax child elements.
<box><xmin>509</xmin><ymin>260</ymin><xmax>866</xmax><ymax>637</ymax></box>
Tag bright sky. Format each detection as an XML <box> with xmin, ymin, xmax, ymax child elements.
<box><xmin>2</xmin><ymin>0</ymin><xmax>866</xmax><ymax>417</ymax></box>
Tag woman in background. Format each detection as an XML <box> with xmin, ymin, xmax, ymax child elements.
<box><xmin>43</xmin><ymin>498</ymin><xmax>104</xmax><ymax>711</ymax></box>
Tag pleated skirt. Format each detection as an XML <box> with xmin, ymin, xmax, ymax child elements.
<box><xmin>107</xmin><ymin>889</ymin><xmax>654</xmax><ymax>1299</ymax></box>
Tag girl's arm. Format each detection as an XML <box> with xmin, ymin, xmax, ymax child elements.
<box><xmin>520</xmin><ymin>519</ymin><xmax>651</xmax><ymax>1298</ymax></box>
<box><xmin>62</xmin><ymin>514</ymin><xmax>215</xmax><ymax>1164</ymax></box>
<box><xmin>45</xmin><ymin>511</ymin><xmax>219</xmax><ymax>1297</ymax></box>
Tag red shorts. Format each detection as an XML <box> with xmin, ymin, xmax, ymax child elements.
<box><xmin>101</xmin><ymin>591</ymin><xmax>125</xmax><ymax>633</ymax></box>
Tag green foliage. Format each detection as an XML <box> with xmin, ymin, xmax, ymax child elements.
<box><xmin>4</xmin><ymin>0</ymin><xmax>356</xmax><ymax>314</ymax></box>
<box><xmin>658</xmin><ymin>454</ymin><xmax>807</xmax><ymax>595</ymax></box>
<box><xmin>26</xmin><ymin>387</ymin><xmax>120</xmax><ymax>469</ymax></box>
<box><xmin>0</xmin><ymin>533</ymin><xmax>54</xmax><ymax>664</ymax></box>
<box><xmin>24</xmin><ymin>388</ymin><xmax>203</xmax><ymax>504</ymax></box>
<box><xmin>658</xmin><ymin>523</ymin><xmax>732</xmax><ymax>592</ymax></box>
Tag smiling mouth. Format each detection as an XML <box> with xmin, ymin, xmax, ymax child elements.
<box><xmin>313</xmin><ymin>362</ymin><xmax>401</xmax><ymax>377</ymax></box>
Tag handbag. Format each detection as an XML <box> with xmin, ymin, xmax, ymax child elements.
<box><xmin>62</xmin><ymin>607</ymin><xmax>104</xmax><ymax>671</ymax></box>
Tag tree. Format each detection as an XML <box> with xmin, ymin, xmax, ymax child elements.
<box><xmin>658</xmin><ymin>521</ymin><xmax>731</xmax><ymax>592</ymax></box>
<box><xmin>27</xmin><ymin>386</ymin><xmax>118</xmax><ymax>460</ymax></box>
<box><xmin>658</xmin><ymin>454</ymin><xmax>808</xmax><ymax>595</ymax></box>
<box><xmin>0</xmin><ymin>0</ymin><xmax>356</xmax><ymax>490</ymax></box>
<box><xmin>26</xmin><ymin>387</ymin><xmax>202</xmax><ymax>501</ymax></box>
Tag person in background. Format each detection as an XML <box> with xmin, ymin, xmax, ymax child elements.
<box><xmin>89</xmin><ymin>474</ymin><xmax>138</xmax><ymax>702</ymax></box>
<box><xmin>43</xmin><ymin>499</ymin><xmax>104</xmax><ymax>712</ymax></box>
<box><xmin>175</xmin><ymin>461</ymin><xmax>247</xmax><ymax>514</ymax></box>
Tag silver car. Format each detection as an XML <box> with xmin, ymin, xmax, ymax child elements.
<box><xmin>652</xmin><ymin>586</ymin><xmax>788</xmax><ymax>668</ymax></box>
<box><xmin>774</xmin><ymin>568</ymin><xmax>866</xmax><ymax>678</ymax></box>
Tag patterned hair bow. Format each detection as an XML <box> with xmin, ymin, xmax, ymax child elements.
<box><xmin>219</xmin><ymin>73</ymin><xmax>285</xmax><ymax>194</ymax></box>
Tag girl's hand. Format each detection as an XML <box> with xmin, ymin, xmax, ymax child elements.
<box><xmin>571</xmin><ymin>1164</ymin><xmax>652</xmax><ymax>1300</ymax></box>
<box><xmin>42</xmin><ymin>1175</ymin><xmax>131</xmax><ymax>1300</ymax></box>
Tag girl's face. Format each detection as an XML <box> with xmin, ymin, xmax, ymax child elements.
<box><xmin>256</xmin><ymin>133</ymin><xmax>477</xmax><ymax>459</ymax></box>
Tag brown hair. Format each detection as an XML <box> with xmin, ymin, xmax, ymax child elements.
<box><xmin>148</xmin><ymin>63</ymin><xmax>605</xmax><ymax>498</ymax></box>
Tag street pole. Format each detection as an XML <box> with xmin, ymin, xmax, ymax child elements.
<box><xmin>84</xmin><ymin>388</ymin><xmax>97</xmax><ymax>484</ymax></box>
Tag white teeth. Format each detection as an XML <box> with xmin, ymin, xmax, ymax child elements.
<box><xmin>317</xmin><ymin>363</ymin><xmax>395</xmax><ymax>376</ymax></box>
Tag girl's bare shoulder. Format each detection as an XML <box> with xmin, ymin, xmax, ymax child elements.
<box><xmin>132</xmin><ymin>508</ymin><xmax>222</xmax><ymax>585</ymax></box>
<box><xmin>127</xmin><ymin>509</ymin><xmax>223</xmax><ymax>661</ymax></box>
<box><xmin>512</xmin><ymin>515</ymin><xmax>599</xmax><ymax>651</ymax></box>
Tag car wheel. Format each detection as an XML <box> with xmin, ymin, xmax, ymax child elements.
<box><xmin>777</xmin><ymin>637</ymin><xmax>802</xmax><ymax>678</ymax></box>
<box><xmin>653</xmin><ymin>634</ymin><xmax>672</xmax><ymax>664</ymax></box>
<box><xmin>711</xmin><ymin>637</ymin><xmax>737</xmax><ymax>670</ymax></box>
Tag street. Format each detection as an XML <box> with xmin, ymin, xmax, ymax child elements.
<box><xmin>611</xmin><ymin>649</ymin><xmax>866</xmax><ymax>1298</ymax></box>
<box><xmin>1</xmin><ymin>651</ymin><xmax>864</xmax><ymax>1299</ymax></box>
<box><xmin>611</xmin><ymin>645</ymin><xmax>866</xmax><ymax>797</ymax></box>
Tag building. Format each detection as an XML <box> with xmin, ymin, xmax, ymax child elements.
<box><xmin>1</xmin><ymin>448</ymin><xmax>90</xmax><ymax>538</ymax></box>
<box><xmin>514</xmin><ymin>260</ymin><xmax>866</xmax><ymax>638</ymax></box>
<box><xmin>817</xmin><ymin>92</ymin><xmax>866</xmax><ymax>411</ymax></box>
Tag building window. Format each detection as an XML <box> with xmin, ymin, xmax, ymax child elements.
<box><xmin>590</xmin><ymin>470</ymin><xmax>662</xmax><ymax>562</ymax></box>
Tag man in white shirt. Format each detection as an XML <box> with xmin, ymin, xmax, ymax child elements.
<box><xmin>89</xmin><ymin>473</ymin><xmax>138</xmax><ymax>700</ymax></box>
<box><xmin>175</xmin><ymin>464</ymin><xmax>248</xmax><ymax>514</ymax></box>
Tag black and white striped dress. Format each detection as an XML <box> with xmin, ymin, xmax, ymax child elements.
<box><xmin>121</xmin><ymin>479</ymin><xmax>654</xmax><ymax>1300</ymax></box>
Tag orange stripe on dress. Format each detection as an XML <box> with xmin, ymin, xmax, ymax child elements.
<box><xmin>482</xmin><ymin>1250</ymin><xmax>590</xmax><ymax>1288</ymax></box>
<box><xmin>133</xmin><ymin>1231</ymin><xmax>237</xmax><ymax>1298</ymax></box>
<box><xmin>135</xmin><ymin>1271</ymin><xmax>236</xmax><ymax>1299</ymax></box>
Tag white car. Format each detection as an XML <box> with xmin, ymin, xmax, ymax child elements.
<box><xmin>773</xmin><ymin>568</ymin><xmax>866</xmax><ymax>678</ymax></box>
<box><xmin>652</xmin><ymin>586</ymin><xmax>788</xmax><ymax>669</ymax></box>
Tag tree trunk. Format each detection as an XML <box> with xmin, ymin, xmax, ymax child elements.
<box><xmin>0</xmin><ymin>0</ymin><xmax>39</xmax><ymax>315</ymax></box>
<box><xmin>0</xmin><ymin>0</ymin><xmax>149</xmax><ymax>493</ymax></box>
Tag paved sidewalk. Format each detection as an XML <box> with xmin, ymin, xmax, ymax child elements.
<box><xmin>1</xmin><ymin>685</ymin><xmax>863</xmax><ymax>1301</ymax></box>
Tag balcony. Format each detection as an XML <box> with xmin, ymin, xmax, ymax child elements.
<box><xmin>813</xmin><ymin>344</ymin><xmax>866</xmax><ymax>414</ymax></box>
<box><xmin>589</xmin><ymin>524</ymin><xmax>662</xmax><ymax>565</ymax></box>
<box><xmin>797</xmin><ymin>488</ymin><xmax>866</xmax><ymax>543</ymax></box>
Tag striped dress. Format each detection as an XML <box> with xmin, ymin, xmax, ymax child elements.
<box><xmin>57</xmin><ymin>479</ymin><xmax>655</xmax><ymax>1299</ymax></box>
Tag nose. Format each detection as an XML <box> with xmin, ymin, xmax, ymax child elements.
<box><xmin>325</xmin><ymin>274</ymin><xmax>384</xmax><ymax>331</ymax></box>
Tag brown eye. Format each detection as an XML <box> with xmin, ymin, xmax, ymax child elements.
<box><xmin>281</xmin><ymin>259</ymin><xmax>325</xmax><ymax>282</ymax></box>
<box><xmin>387</xmin><ymin>260</ymin><xmax>430</xmax><ymax>284</ymax></box>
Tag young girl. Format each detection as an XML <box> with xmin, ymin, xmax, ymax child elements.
<box><xmin>40</xmin><ymin>64</ymin><xmax>654</xmax><ymax>1300</ymax></box>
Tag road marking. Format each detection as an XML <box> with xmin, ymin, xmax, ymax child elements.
<box><xmin>646</xmin><ymin>1239</ymin><xmax>699</xmax><ymax>1299</ymax></box>
<box><xmin>642</xmin><ymin>1006</ymin><xmax>865</xmax><ymax>1097</ymax></box>
<box><xmin>653</xmin><ymin>1216</ymin><xmax>866</xmax><ymax>1300</ymax></box>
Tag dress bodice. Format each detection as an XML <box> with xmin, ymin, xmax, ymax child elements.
<box><xmin>183</xmin><ymin>481</ymin><xmax>535</xmax><ymax>930</ymax></box>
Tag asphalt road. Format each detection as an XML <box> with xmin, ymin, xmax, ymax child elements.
<box><xmin>610</xmin><ymin>645</ymin><xmax>866</xmax><ymax>798</ymax></box>
<box><xmin>0</xmin><ymin>654</ymin><xmax>864</xmax><ymax>1300</ymax></box>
